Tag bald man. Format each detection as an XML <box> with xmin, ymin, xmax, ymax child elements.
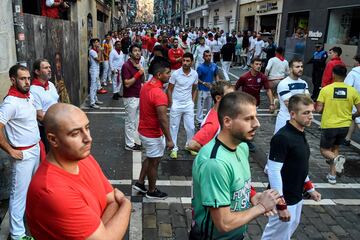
<box><xmin>26</xmin><ymin>103</ymin><xmax>131</xmax><ymax>240</ymax></box>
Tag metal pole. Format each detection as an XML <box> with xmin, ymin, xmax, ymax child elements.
<box><xmin>235</xmin><ymin>0</ymin><xmax>240</xmax><ymax>32</ymax></box>
<box><xmin>12</xmin><ymin>0</ymin><xmax>27</xmax><ymax>67</ymax></box>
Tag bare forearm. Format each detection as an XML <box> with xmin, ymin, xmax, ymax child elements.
<box><xmin>124</xmin><ymin>78</ymin><xmax>136</xmax><ymax>88</ymax></box>
<box><xmin>101</xmin><ymin>201</ymin><xmax>119</xmax><ymax>225</ymax></box>
<box><xmin>0</xmin><ymin>131</ymin><xmax>14</xmax><ymax>155</ymax></box>
<box><xmin>266</xmin><ymin>89</ymin><xmax>273</xmax><ymax>104</ymax></box>
<box><xmin>104</xmin><ymin>198</ymin><xmax>131</xmax><ymax>239</ymax></box>
<box><xmin>159</xmin><ymin>115</ymin><xmax>171</xmax><ymax>141</ymax></box>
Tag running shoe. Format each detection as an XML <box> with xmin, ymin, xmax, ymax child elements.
<box><xmin>185</xmin><ymin>147</ymin><xmax>198</xmax><ymax>156</ymax></box>
<box><xmin>132</xmin><ymin>182</ymin><xmax>147</xmax><ymax>193</ymax></box>
<box><xmin>19</xmin><ymin>236</ymin><xmax>35</xmax><ymax>240</ymax></box>
<box><xmin>125</xmin><ymin>144</ymin><xmax>141</xmax><ymax>151</ymax></box>
<box><xmin>170</xmin><ymin>150</ymin><xmax>177</xmax><ymax>159</ymax></box>
<box><xmin>89</xmin><ymin>104</ymin><xmax>100</xmax><ymax>109</ymax></box>
<box><xmin>95</xmin><ymin>100</ymin><xmax>103</xmax><ymax>105</ymax></box>
<box><xmin>334</xmin><ymin>155</ymin><xmax>346</xmax><ymax>174</ymax></box>
<box><xmin>146</xmin><ymin>188</ymin><xmax>168</xmax><ymax>199</ymax></box>
<box><xmin>326</xmin><ymin>173</ymin><xmax>336</xmax><ymax>184</ymax></box>
<box><xmin>97</xmin><ymin>88</ymin><xmax>108</xmax><ymax>94</ymax></box>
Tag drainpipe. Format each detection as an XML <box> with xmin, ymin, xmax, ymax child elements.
<box><xmin>12</xmin><ymin>0</ymin><xmax>27</xmax><ymax>67</ymax></box>
<box><xmin>235</xmin><ymin>0</ymin><xmax>240</xmax><ymax>32</ymax></box>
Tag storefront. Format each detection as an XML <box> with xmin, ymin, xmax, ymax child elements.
<box><xmin>280</xmin><ymin>0</ymin><xmax>360</xmax><ymax>77</ymax></box>
<box><xmin>239</xmin><ymin>0</ymin><xmax>256</xmax><ymax>32</ymax></box>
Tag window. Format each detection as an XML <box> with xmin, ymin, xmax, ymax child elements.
<box><xmin>327</xmin><ymin>7</ymin><xmax>360</xmax><ymax>46</ymax></box>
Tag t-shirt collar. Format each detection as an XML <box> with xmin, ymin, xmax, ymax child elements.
<box><xmin>150</xmin><ymin>77</ymin><xmax>164</xmax><ymax>87</ymax></box>
<box><xmin>286</xmin><ymin>121</ymin><xmax>305</xmax><ymax>135</ymax></box>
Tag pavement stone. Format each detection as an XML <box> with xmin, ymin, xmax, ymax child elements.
<box><xmin>143</xmin><ymin>215</ymin><xmax>157</xmax><ymax>229</ymax></box>
<box><xmin>158</xmin><ymin>223</ymin><xmax>173</xmax><ymax>238</ymax></box>
<box><xmin>143</xmin><ymin>203</ymin><xmax>155</xmax><ymax>215</ymax></box>
<box><xmin>156</xmin><ymin>209</ymin><xmax>171</xmax><ymax>224</ymax></box>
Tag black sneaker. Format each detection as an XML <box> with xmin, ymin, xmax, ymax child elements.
<box><xmin>112</xmin><ymin>93</ymin><xmax>120</xmax><ymax>100</ymax></box>
<box><xmin>145</xmin><ymin>188</ymin><xmax>168</xmax><ymax>199</ymax></box>
<box><xmin>132</xmin><ymin>182</ymin><xmax>147</xmax><ymax>193</ymax></box>
<box><xmin>343</xmin><ymin>139</ymin><xmax>351</xmax><ymax>146</ymax></box>
<box><xmin>125</xmin><ymin>144</ymin><xmax>141</xmax><ymax>151</ymax></box>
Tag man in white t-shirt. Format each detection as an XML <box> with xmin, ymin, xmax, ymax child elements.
<box><xmin>274</xmin><ymin>58</ymin><xmax>310</xmax><ymax>134</ymax></box>
<box><xmin>30</xmin><ymin>59</ymin><xmax>59</xmax><ymax>152</ymax></box>
<box><xmin>254</xmin><ymin>34</ymin><xmax>265</xmax><ymax>58</ymax></box>
<box><xmin>193</xmin><ymin>37</ymin><xmax>211</xmax><ymax>70</ymax></box>
<box><xmin>167</xmin><ymin>53</ymin><xmax>198</xmax><ymax>159</ymax></box>
<box><xmin>88</xmin><ymin>38</ymin><xmax>104</xmax><ymax>109</ymax></box>
<box><xmin>246</xmin><ymin>31</ymin><xmax>257</xmax><ymax>68</ymax></box>
<box><xmin>109</xmin><ymin>40</ymin><xmax>125</xmax><ymax>100</ymax></box>
<box><xmin>1</xmin><ymin>65</ymin><xmax>41</xmax><ymax>240</ymax></box>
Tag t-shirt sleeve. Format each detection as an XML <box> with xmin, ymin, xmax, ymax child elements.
<box><xmin>193</xmin><ymin>72</ymin><xmax>199</xmax><ymax>85</ymax></box>
<box><xmin>169</xmin><ymin>72</ymin><xmax>176</xmax><ymax>84</ymax></box>
<box><xmin>152</xmin><ymin>89</ymin><xmax>168</xmax><ymax>107</ymax></box>
<box><xmin>265</xmin><ymin>58</ymin><xmax>273</xmax><ymax>71</ymax></box>
<box><xmin>90</xmin><ymin>50</ymin><xmax>98</xmax><ymax>59</ymax></box>
<box><xmin>235</xmin><ymin>76</ymin><xmax>245</xmax><ymax>90</ymax></box>
<box><xmin>278</xmin><ymin>82</ymin><xmax>291</xmax><ymax>102</ymax></box>
<box><xmin>0</xmin><ymin>100</ymin><xmax>16</xmax><ymax>125</ymax></box>
<box><xmin>200</xmin><ymin>160</ymin><xmax>231</xmax><ymax>207</ymax></box>
<box><xmin>192</xmin><ymin>121</ymin><xmax>218</xmax><ymax>146</ymax></box>
<box><xmin>268</xmin><ymin>134</ymin><xmax>288</xmax><ymax>163</ymax></box>
<box><xmin>352</xmin><ymin>89</ymin><xmax>360</xmax><ymax>105</ymax></box>
<box><xmin>30</xmin><ymin>88</ymin><xmax>43</xmax><ymax>110</ymax></box>
<box><xmin>121</xmin><ymin>63</ymin><xmax>132</xmax><ymax>80</ymax></box>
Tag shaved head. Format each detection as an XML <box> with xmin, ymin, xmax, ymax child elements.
<box><xmin>44</xmin><ymin>103</ymin><xmax>86</xmax><ymax>134</ymax></box>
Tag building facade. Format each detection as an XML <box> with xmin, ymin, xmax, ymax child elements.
<box><xmin>207</xmin><ymin>0</ymin><xmax>237</xmax><ymax>34</ymax></box>
<box><xmin>280</xmin><ymin>0</ymin><xmax>360</xmax><ymax>76</ymax></box>
<box><xmin>186</xmin><ymin>0</ymin><xmax>209</xmax><ymax>28</ymax></box>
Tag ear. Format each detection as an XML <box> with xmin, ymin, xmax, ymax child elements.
<box><xmin>215</xmin><ymin>95</ymin><xmax>222</xmax><ymax>103</ymax></box>
<box><xmin>47</xmin><ymin>133</ymin><xmax>59</xmax><ymax>148</ymax></box>
<box><xmin>222</xmin><ymin>116</ymin><xmax>232</xmax><ymax>129</ymax></box>
<box><xmin>10</xmin><ymin>77</ymin><xmax>16</xmax><ymax>86</ymax></box>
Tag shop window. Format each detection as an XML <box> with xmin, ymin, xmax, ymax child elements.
<box><xmin>326</xmin><ymin>7</ymin><xmax>360</xmax><ymax>46</ymax></box>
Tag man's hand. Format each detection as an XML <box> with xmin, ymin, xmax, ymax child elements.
<box><xmin>62</xmin><ymin>1</ymin><xmax>70</xmax><ymax>8</ymax></box>
<box><xmin>309</xmin><ymin>190</ymin><xmax>321</xmax><ymax>202</ymax></box>
<box><xmin>257</xmin><ymin>189</ymin><xmax>280</xmax><ymax>212</ymax></box>
<box><xmin>269</xmin><ymin>104</ymin><xmax>275</xmax><ymax>113</ymax></box>
<box><xmin>252</xmin><ymin>192</ymin><xmax>277</xmax><ymax>217</ymax></box>
<box><xmin>10</xmin><ymin>149</ymin><xmax>23</xmax><ymax>160</ymax></box>
<box><xmin>203</xmin><ymin>82</ymin><xmax>212</xmax><ymax>89</ymax></box>
<box><xmin>278</xmin><ymin>209</ymin><xmax>291</xmax><ymax>222</ymax></box>
<box><xmin>166</xmin><ymin>139</ymin><xmax>174</xmax><ymax>150</ymax></box>
<box><xmin>114</xmin><ymin>188</ymin><xmax>126</xmax><ymax>205</ymax></box>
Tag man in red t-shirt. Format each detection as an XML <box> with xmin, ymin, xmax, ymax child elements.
<box><xmin>147</xmin><ymin>32</ymin><xmax>157</xmax><ymax>53</ymax></box>
<box><xmin>236</xmin><ymin>57</ymin><xmax>274</xmax><ymax>110</ymax></box>
<box><xmin>41</xmin><ymin>0</ymin><xmax>69</xmax><ymax>19</ymax></box>
<box><xmin>321</xmin><ymin>46</ymin><xmax>345</xmax><ymax>87</ymax></box>
<box><xmin>132</xmin><ymin>60</ymin><xmax>174</xmax><ymax>199</ymax></box>
<box><xmin>168</xmin><ymin>38</ymin><xmax>184</xmax><ymax>70</ymax></box>
<box><xmin>26</xmin><ymin>103</ymin><xmax>131</xmax><ymax>240</ymax></box>
<box><xmin>188</xmin><ymin>81</ymin><xmax>234</xmax><ymax>152</ymax></box>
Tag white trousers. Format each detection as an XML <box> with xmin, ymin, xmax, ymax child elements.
<box><xmin>196</xmin><ymin>91</ymin><xmax>212</xmax><ymax>123</ymax></box>
<box><xmin>170</xmin><ymin>102</ymin><xmax>195</xmax><ymax>152</ymax></box>
<box><xmin>112</xmin><ymin>70</ymin><xmax>122</xmax><ymax>94</ymax></box>
<box><xmin>9</xmin><ymin>143</ymin><xmax>40</xmax><ymax>239</ymax></box>
<box><xmin>123</xmin><ymin>97</ymin><xmax>141</xmax><ymax>147</ymax></box>
<box><xmin>89</xmin><ymin>70</ymin><xmax>100</xmax><ymax>105</ymax></box>
<box><xmin>274</xmin><ymin>113</ymin><xmax>289</xmax><ymax>134</ymax></box>
<box><xmin>262</xmin><ymin>200</ymin><xmax>303</xmax><ymax>240</ymax></box>
<box><xmin>102</xmin><ymin>60</ymin><xmax>111</xmax><ymax>83</ymax></box>
<box><xmin>222</xmin><ymin>61</ymin><xmax>231</xmax><ymax>81</ymax></box>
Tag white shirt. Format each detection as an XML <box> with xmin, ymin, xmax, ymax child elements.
<box><xmin>254</xmin><ymin>40</ymin><xmax>265</xmax><ymax>56</ymax></box>
<box><xmin>249</xmin><ymin>36</ymin><xmax>256</xmax><ymax>51</ymax></box>
<box><xmin>277</xmin><ymin>76</ymin><xmax>309</xmax><ymax>119</ymax></box>
<box><xmin>0</xmin><ymin>94</ymin><xmax>40</xmax><ymax>147</ymax></box>
<box><xmin>266</xmin><ymin>57</ymin><xmax>289</xmax><ymax>80</ymax></box>
<box><xmin>209</xmin><ymin>39</ymin><xmax>223</xmax><ymax>53</ymax></box>
<box><xmin>30</xmin><ymin>81</ymin><xmax>59</xmax><ymax>113</ymax></box>
<box><xmin>194</xmin><ymin>45</ymin><xmax>211</xmax><ymax>65</ymax></box>
<box><xmin>109</xmin><ymin>49</ymin><xmax>124</xmax><ymax>72</ymax></box>
<box><xmin>89</xmin><ymin>49</ymin><xmax>100</xmax><ymax>72</ymax></box>
<box><xmin>169</xmin><ymin>68</ymin><xmax>198</xmax><ymax>104</ymax></box>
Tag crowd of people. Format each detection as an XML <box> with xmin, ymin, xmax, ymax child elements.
<box><xmin>1</xmin><ymin>23</ymin><xmax>360</xmax><ymax>240</ymax></box>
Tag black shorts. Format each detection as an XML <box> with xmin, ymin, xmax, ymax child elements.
<box><xmin>320</xmin><ymin>127</ymin><xmax>349</xmax><ymax>149</ymax></box>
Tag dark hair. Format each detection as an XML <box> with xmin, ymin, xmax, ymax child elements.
<box><xmin>251</xmin><ymin>57</ymin><xmax>262</xmax><ymax>64</ymax></box>
<box><xmin>32</xmin><ymin>58</ymin><xmax>49</xmax><ymax>77</ymax></box>
<box><xmin>152</xmin><ymin>59</ymin><xmax>171</xmax><ymax>76</ymax></box>
<box><xmin>332</xmin><ymin>64</ymin><xmax>347</xmax><ymax>78</ymax></box>
<box><xmin>288</xmin><ymin>94</ymin><xmax>314</xmax><ymax>113</ymax></box>
<box><xmin>153</xmin><ymin>45</ymin><xmax>164</xmax><ymax>52</ymax></box>
<box><xmin>9</xmin><ymin>64</ymin><xmax>29</xmax><ymax>79</ymax></box>
<box><xmin>90</xmin><ymin>38</ymin><xmax>100</xmax><ymax>47</ymax></box>
<box><xmin>210</xmin><ymin>81</ymin><xmax>234</xmax><ymax>103</ymax></box>
<box><xmin>329</xmin><ymin>46</ymin><xmax>342</xmax><ymax>57</ymax></box>
<box><xmin>289</xmin><ymin>57</ymin><xmax>303</xmax><ymax>68</ymax></box>
<box><xmin>354</xmin><ymin>54</ymin><xmax>360</xmax><ymax>64</ymax></box>
<box><xmin>275</xmin><ymin>46</ymin><xmax>284</xmax><ymax>55</ymax></box>
<box><xmin>114</xmin><ymin>40</ymin><xmax>121</xmax><ymax>46</ymax></box>
<box><xmin>129</xmin><ymin>44</ymin><xmax>141</xmax><ymax>53</ymax></box>
<box><xmin>226</xmin><ymin>36</ymin><xmax>232</xmax><ymax>43</ymax></box>
<box><xmin>183</xmin><ymin>52</ymin><xmax>194</xmax><ymax>61</ymax></box>
<box><xmin>181</xmin><ymin>34</ymin><xmax>188</xmax><ymax>42</ymax></box>
<box><xmin>173</xmin><ymin>38</ymin><xmax>179</xmax><ymax>43</ymax></box>
<box><xmin>208</xmin><ymin>32</ymin><xmax>213</xmax><ymax>38</ymax></box>
<box><xmin>218</xmin><ymin>91</ymin><xmax>256</xmax><ymax>128</ymax></box>
<box><xmin>203</xmin><ymin>49</ymin><xmax>211</xmax><ymax>56</ymax></box>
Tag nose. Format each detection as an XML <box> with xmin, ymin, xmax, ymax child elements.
<box><xmin>253</xmin><ymin>117</ymin><xmax>260</xmax><ymax>129</ymax></box>
<box><xmin>83</xmin><ymin>131</ymin><xmax>92</xmax><ymax>144</ymax></box>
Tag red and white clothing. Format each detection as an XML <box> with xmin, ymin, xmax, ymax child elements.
<box><xmin>168</xmin><ymin>47</ymin><xmax>184</xmax><ymax>70</ymax></box>
<box><xmin>30</xmin><ymin>79</ymin><xmax>59</xmax><ymax>120</ymax></box>
<box><xmin>109</xmin><ymin>49</ymin><xmax>125</xmax><ymax>94</ymax></box>
<box><xmin>0</xmin><ymin>88</ymin><xmax>41</xmax><ymax>239</ymax></box>
<box><xmin>41</xmin><ymin>0</ymin><xmax>61</xmax><ymax>19</ymax></box>
<box><xmin>26</xmin><ymin>155</ymin><xmax>113</xmax><ymax>240</ymax></box>
<box><xmin>322</xmin><ymin>57</ymin><xmax>345</xmax><ymax>87</ymax></box>
<box><xmin>192</xmin><ymin>108</ymin><xmax>220</xmax><ymax>147</ymax></box>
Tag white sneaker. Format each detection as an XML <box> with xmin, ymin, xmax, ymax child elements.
<box><xmin>334</xmin><ymin>155</ymin><xmax>346</xmax><ymax>174</ymax></box>
<box><xmin>326</xmin><ymin>173</ymin><xmax>336</xmax><ymax>184</ymax></box>
<box><xmin>90</xmin><ymin>104</ymin><xmax>100</xmax><ymax>109</ymax></box>
<box><xmin>95</xmin><ymin>101</ymin><xmax>103</xmax><ymax>105</ymax></box>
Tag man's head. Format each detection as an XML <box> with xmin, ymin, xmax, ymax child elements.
<box><xmin>218</xmin><ymin>91</ymin><xmax>260</xmax><ymax>142</ymax></box>
<box><xmin>289</xmin><ymin>58</ymin><xmax>304</xmax><ymax>78</ymax></box>
<box><xmin>90</xmin><ymin>38</ymin><xmax>100</xmax><ymax>48</ymax></box>
<box><xmin>105</xmin><ymin>34</ymin><xmax>111</xmax><ymax>42</ymax></box>
<box><xmin>275</xmin><ymin>46</ymin><xmax>284</xmax><ymax>55</ymax></box>
<box><xmin>114</xmin><ymin>41</ymin><xmax>122</xmax><ymax>51</ymax></box>
<box><xmin>268</xmin><ymin>37</ymin><xmax>274</xmax><ymax>44</ymax></box>
<box><xmin>226</xmin><ymin>36</ymin><xmax>232</xmax><ymax>43</ymax></box>
<box><xmin>315</xmin><ymin>43</ymin><xmax>323</xmax><ymax>50</ymax></box>
<box><xmin>173</xmin><ymin>38</ymin><xmax>179</xmax><ymax>49</ymax></box>
<box><xmin>33</xmin><ymin>59</ymin><xmax>52</xmax><ymax>80</ymax></box>
<box><xmin>44</xmin><ymin>103</ymin><xmax>92</xmax><ymax>161</ymax></box>
<box><xmin>256</xmin><ymin>34</ymin><xmax>261</xmax><ymax>40</ymax></box>
<box><xmin>250</xmin><ymin>58</ymin><xmax>262</xmax><ymax>73</ymax></box>
<box><xmin>153</xmin><ymin>45</ymin><xmax>164</xmax><ymax>57</ymax></box>
<box><xmin>198</xmin><ymin>37</ymin><xmax>205</xmax><ymax>45</ymax></box>
<box><xmin>203</xmin><ymin>50</ymin><xmax>212</xmax><ymax>63</ymax></box>
<box><xmin>129</xmin><ymin>44</ymin><xmax>142</xmax><ymax>60</ymax></box>
<box><xmin>288</xmin><ymin>94</ymin><xmax>314</xmax><ymax>128</ymax></box>
<box><xmin>152</xmin><ymin>60</ymin><xmax>171</xmax><ymax>84</ymax></box>
<box><xmin>182</xmin><ymin>52</ymin><xmax>193</xmax><ymax>70</ymax></box>
<box><xmin>353</xmin><ymin>54</ymin><xmax>360</xmax><ymax>67</ymax></box>
<box><xmin>329</xmin><ymin>46</ymin><xmax>342</xmax><ymax>59</ymax></box>
<box><xmin>9</xmin><ymin>64</ymin><xmax>31</xmax><ymax>94</ymax></box>
<box><xmin>210</xmin><ymin>81</ymin><xmax>234</xmax><ymax>104</ymax></box>
<box><xmin>332</xmin><ymin>64</ymin><xmax>347</xmax><ymax>82</ymax></box>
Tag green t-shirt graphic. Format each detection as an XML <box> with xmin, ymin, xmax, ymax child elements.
<box><xmin>191</xmin><ymin>137</ymin><xmax>252</xmax><ymax>239</ymax></box>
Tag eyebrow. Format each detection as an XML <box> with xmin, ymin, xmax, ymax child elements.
<box><xmin>67</xmin><ymin>122</ymin><xmax>90</xmax><ymax>134</ymax></box>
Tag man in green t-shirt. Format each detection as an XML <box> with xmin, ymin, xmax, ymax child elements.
<box><xmin>190</xmin><ymin>91</ymin><xmax>280</xmax><ymax>240</ymax></box>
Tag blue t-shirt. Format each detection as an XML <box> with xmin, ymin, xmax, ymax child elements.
<box><xmin>197</xmin><ymin>62</ymin><xmax>218</xmax><ymax>91</ymax></box>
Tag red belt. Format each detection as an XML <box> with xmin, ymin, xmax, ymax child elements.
<box><xmin>13</xmin><ymin>143</ymin><xmax>37</xmax><ymax>150</ymax></box>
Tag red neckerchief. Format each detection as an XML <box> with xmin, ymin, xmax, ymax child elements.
<box><xmin>92</xmin><ymin>47</ymin><xmax>98</xmax><ymax>53</ymax></box>
<box><xmin>116</xmin><ymin>49</ymin><xmax>121</xmax><ymax>54</ymax></box>
<box><xmin>276</xmin><ymin>53</ymin><xmax>285</xmax><ymax>61</ymax></box>
<box><xmin>31</xmin><ymin>78</ymin><xmax>49</xmax><ymax>90</ymax></box>
<box><xmin>7</xmin><ymin>86</ymin><xmax>30</xmax><ymax>99</ymax></box>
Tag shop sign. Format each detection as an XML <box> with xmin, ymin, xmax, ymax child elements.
<box><xmin>257</xmin><ymin>1</ymin><xmax>278</xmax><ymax>13</ymax></box>
<box><xmin>308</xmin><ymin>30</ymin><xmax>323</xmax><ymax>40</ymax></box>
